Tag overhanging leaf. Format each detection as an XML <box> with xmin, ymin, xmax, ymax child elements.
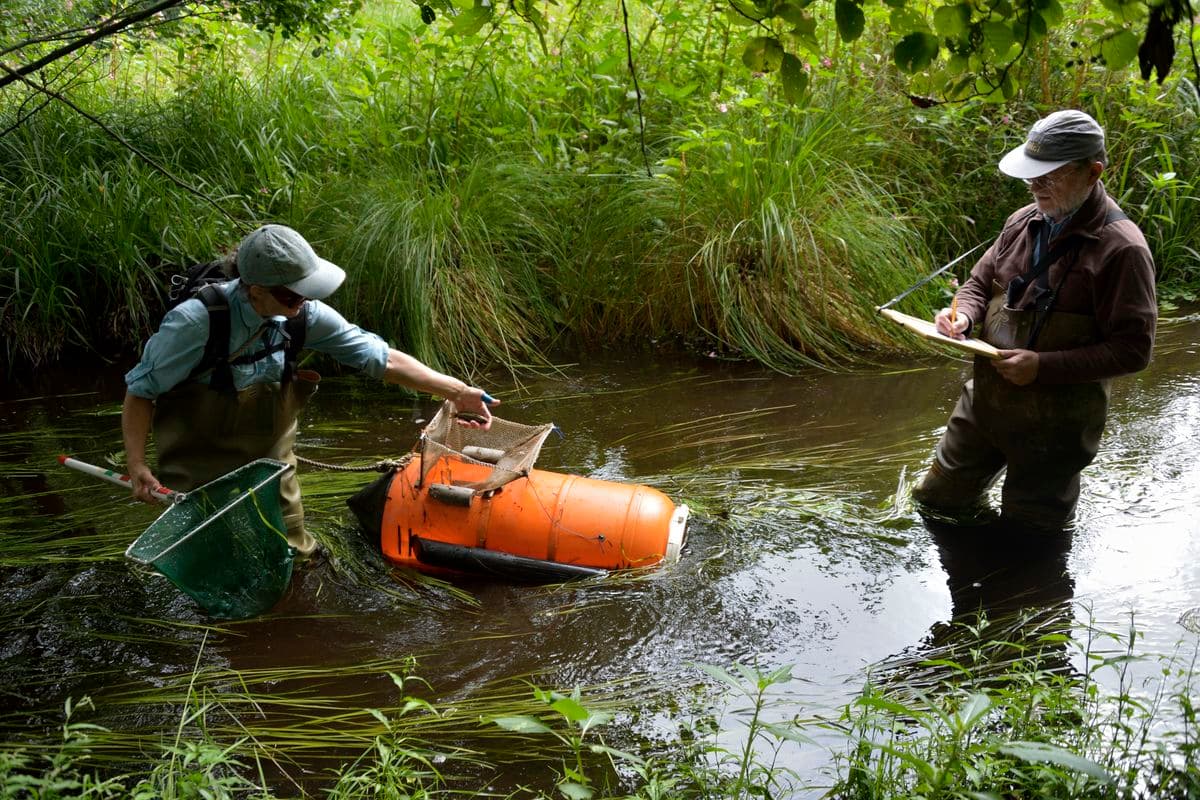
<box><xmin>890</xmin><ymin>6</ymin><xmax>930</xmax><ymax>34</ymax></box>
<box><xmin>1039</xmin><ymin>0</ymin><xmax>1064</xmax><ymax>27</ymax></box>
<box><xmin>894</xmin><ymin>31</ymin><xmax>940</xmax><ymax>73</ymax></box>
<box><xmin>835</xmin><ymin>0</ymin><xmax>865</xmax><ymax>41</ymax></box>
<box><xmin>1013</xmin><ymin>11</ymin><xmax>1048</xmax><ymax>41</ymax></box>
<box><xmin>790</xmin><ymin>12</ymin><xmax>820</xmax><ymax>50</ymax></box>
<box><xmin>742</xmin><ymin>36</ymin><xmax>785</xmax><ymax>71</ymax></box>
<box><xmin>447</xmin><ymin>4</ymin><xmax>492</xmax><ymax>36</ymax></box>
<box><xmin>983</xmin><ymin>20</ymin><xmax>1013</xmax><ymax>55</ymax></box>
<box><xmin>727</xmin><ymin>0</ymin><xmax>766</xmax><ymax>25</ymax></box>
<box><xmin>1101</xmin><ymin>28</ymin><xmax>1139</xmax><ymax>68</ymax></box>
<box><xmin>933</xmin><ymin>3</ymin><xmax>971</xmax><ymax>37</ymax></box>
<box><xmin>776</xmin><ymin>0</ymin><xmax>810</xmax><ymax>25</ymax></box>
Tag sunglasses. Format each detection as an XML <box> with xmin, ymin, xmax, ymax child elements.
<box><xmin>267</xmin><ymin>285</ymin><xmax>307</xmax><ymax>307</ymax></box>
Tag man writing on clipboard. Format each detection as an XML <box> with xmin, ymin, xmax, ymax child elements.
<box><xmin>912</xmin><ymin>110</ymin><xmax>1157</xmax><ymax>533</ymax></box>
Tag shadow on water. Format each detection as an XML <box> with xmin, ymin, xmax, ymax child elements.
<box><xmin>2</xmin><ymin>318</ymin><xmax>1200</xmax><ymax>792</ymax></box>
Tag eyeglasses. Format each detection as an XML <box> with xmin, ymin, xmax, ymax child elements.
<box><xmin>267</xmin><ymin>285</ymin><xmax>306</xmax><ymax>307</ymax></box>
<box><xmin>1024</xmin><ymin>162</ymin><xmax>1087</xmax><ymax>188</ymax></box>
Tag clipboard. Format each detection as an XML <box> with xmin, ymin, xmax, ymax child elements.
<box><xmin>877</xmin><ymin>307</ymin><xmax>1001</xmax><ymax>360</ymax></box>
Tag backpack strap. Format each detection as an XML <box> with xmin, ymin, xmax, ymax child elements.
<box><xmin>185</xmin><ymin>288</ymin><xmax>308</xmax><ymax>392</ymax></box>
<box><xmin>187</xmin><ymin>284</ymin><xmax>235</xmax><ymax>393</ymax></box>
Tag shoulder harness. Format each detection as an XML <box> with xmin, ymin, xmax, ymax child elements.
<box><xmin>186</xmin><ymin>285</ymin><xmax>308</xmax><ymax>393</ymax></box>
<box><xmin>1020</xmin><ymin>205</ymin><xmax>1130</xmax><ymax>349</ymax></box>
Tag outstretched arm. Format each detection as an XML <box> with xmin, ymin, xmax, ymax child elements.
<box><xmin>383</xmin><ymin>349</ymin><xmax>499</xmax><ymax>428</ymax></box>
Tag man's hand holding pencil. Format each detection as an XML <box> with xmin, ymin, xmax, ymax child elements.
<box><xmin>934</xmin><ymin>295</ymin><xmax>972</xmax><ymax>341</ymax></box>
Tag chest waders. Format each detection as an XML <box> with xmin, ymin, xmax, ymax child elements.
<box><xmin>915</xmin><ymin>255</ymin><xmax>1113</xmax><ymax>532</ymax></box>
<box><xmin>152</xmin><ymin>288</ymin><xmax>320</xmax><ymax>556</ymax></box>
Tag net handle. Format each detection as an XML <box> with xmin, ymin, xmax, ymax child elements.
<box><xmin>58</xmin><ymin>454</ymin><xmax>183</xmax><ymax>504</ymax></box>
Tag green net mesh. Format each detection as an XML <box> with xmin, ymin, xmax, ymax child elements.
<box><xmin>125</xmin><ymin>459</ymin><xmax>294</xmax><ymax>619</ymax></box>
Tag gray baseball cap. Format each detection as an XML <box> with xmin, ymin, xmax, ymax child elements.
<box><xmin>237</xmin><ymin>224</ymin><xmax>345</xmax><ymax>300</ymax></box>
<box><xmin>998</xmin><ymin>110</ymin><xmax>1106</xmax><ymax>179</ymax></box>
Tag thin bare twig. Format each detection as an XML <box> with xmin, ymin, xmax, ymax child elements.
<box><xmin>0</xmin><ymin>8</ymin><xmax>225</xmax><ymax>60</ymax></box>
<box><xmin>619</xmin><ymin>0</ymin><xmax>652</xmax><ymax>178</ymax></box>
<box><xmin>1</xmin><ymin>47</ymin><xmax>105</xmax><ymax>137</ymax></box>
<box><xmin>0</xmin><ymin>95</ymin><xmax>53</xmax><ymax>138</ymax></box>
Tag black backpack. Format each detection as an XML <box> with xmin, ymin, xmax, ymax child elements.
<box><xmin>165</xmin><ymin>260</ymin><xmax>308</xmax><ymax>394</ymax></box>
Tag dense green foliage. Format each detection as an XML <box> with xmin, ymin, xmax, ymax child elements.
<box><xmin>0</xmin><ymin>2</ymin><xmax>1197</xmax><ymax>376</ymax></box>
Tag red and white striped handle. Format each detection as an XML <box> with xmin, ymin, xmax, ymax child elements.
<box><xmin>57</xmin><ymin>455</ymin><xmax>181</xmax><ymax>504</ymax></box>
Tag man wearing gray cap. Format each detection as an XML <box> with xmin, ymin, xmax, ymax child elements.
<box><xmin>122</xmin><ymin>224</ymin><xmax>497</xmax><ymax>556</ymax></box>
<box><xmin>912</xmin><ymin>109</ymin><xmax>1157</xmax><ymax>531</ymax></box>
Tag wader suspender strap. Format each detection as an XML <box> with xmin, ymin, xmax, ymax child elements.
<box><xmin>186</xmin><ymin>286</ymin><xmax>308</xmax><ymax>394</ymax></box>
<box><xmin>1023</xmin><ymin>206</ymin><xmax>1130</xmax><ymax>350</ymax></box>
<box><xmin>280</xmin><ymin>311</ymin><xmax>307</xmax><ymax>385</ymax></box>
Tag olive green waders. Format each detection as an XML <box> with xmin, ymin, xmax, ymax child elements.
<box><xmin>913</xmin><ymin>282</ymin><xmax>1109</xmax><ymax>530</ymax></box>
<box><xmin>153</xmin><ymin>370</ymin><xmax>321</xmax><ymax>555</ymax></box>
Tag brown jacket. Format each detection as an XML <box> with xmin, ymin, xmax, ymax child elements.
<box><xmin>956</xmin><ymin>181</ymin><xmax>1157</xmax><ymax>385</ymax></box>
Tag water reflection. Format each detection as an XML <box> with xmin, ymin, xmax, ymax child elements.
<box><xmin>905</xmin><ymin>518</ymin><xmax>1076</xmax><ymax>682</ymax></box>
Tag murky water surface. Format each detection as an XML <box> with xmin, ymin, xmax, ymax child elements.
<box><xmin>2</xmin><ymin>319</ymin><xmax>1199</xmax><ymax>791</ymax></box>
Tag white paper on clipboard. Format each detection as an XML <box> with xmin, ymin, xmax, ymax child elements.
<box><xmin>877</xmin><ymin>307</ymin><xmax>1001</xmax><ymax>360</ymax></box>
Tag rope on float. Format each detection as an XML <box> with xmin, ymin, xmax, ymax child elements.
<box><xmin>295</xmin><ymin>453</ymin><xmax>412</xmax><ymax>473</ymax></box>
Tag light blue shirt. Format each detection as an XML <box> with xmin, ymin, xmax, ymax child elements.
<box><xmin>125</xmin><ymin>279</ymin><xmax>389</xmax><ymax>399</ymax></box>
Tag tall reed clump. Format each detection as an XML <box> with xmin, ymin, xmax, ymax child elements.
<box><xmin>301</xmin><ymin>159</ymin><xmax>564</xmax><ymax>376</ymax></box>
<box><xmin>658</xmin><ymin>98</ymin><xmax>942</xmax><ymax>371</ymax></box>
<box><xmin>1100</xmin><ymin>77</ymin><xmax>1200</xmax><ymax>300</ymax></box>
<box><xmin>0</xmin><ymin>98</ymin><xmax>240</xmax><ymax>366</ymax></box>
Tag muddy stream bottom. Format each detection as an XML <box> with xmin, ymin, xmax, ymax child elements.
<box><xmin>2</xmin><ymin>322</ymin><xmax>1199</xmax><ymax>794</ymax></box>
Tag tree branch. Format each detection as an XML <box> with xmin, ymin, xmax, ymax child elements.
<box><xmin>0</xmin><ymin>0</ymin><xmax>185</xmax><ymax>91</ymax></box>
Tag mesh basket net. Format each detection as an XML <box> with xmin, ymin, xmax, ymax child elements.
<box><xmin>125</xmin><ymin>459</ymin><xmax>294</xmax><ymax>619</ymax></box>
<box><xmin>418</xmin><ymin>401</ymin><xmax>557</xmax><ymax>492</ymax></box>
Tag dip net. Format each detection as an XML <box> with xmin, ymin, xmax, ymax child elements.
<box><xmin>125</xmin><ymin>459</ymin><xmax>294</xmax><ymax>619</ymax></box>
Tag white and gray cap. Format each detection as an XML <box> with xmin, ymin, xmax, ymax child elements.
<box><xmin>998</xmin><ymin>109</ymin><xmax>1106</xmax><ymax>180</ymax></box>
<box><xmin>237</xmin><ymin>224</ymin><xmax>345</xmax><ymax>300</ymax></box>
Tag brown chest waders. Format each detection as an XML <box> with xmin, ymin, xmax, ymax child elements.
<box><xmin>914</xmin><ymin>283</ymin><xmax>1109</xmax><ymax>530</ymax></box>
<box><xmin>153</xmin><ymin>371</ymin><xmax>321</xmax><ymax>554</ymax></box>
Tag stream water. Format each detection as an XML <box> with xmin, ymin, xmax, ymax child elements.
<box><xmin>2</xmin><ymin>317</ymin><xmax>1199</xmax><ymax>793</ymax></box>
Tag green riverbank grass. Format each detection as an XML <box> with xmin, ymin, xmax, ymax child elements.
<box><xmin>3</xmin><ymin>4</ymin><xmax>1197</xmax><ymax>374</ymax></box>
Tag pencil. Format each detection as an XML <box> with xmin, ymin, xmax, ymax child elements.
<box><xmin>950</xmin><ymin>295</ymin><xmax>958</xmax><ymax>326</ymax></box>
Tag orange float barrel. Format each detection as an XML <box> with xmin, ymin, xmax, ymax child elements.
<box><xmin>378</xmin><ymin>455</ymin><xmax>687</xmax><ymax>577</ymax></box>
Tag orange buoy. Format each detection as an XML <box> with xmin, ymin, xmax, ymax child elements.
<box><xmin>353</xmin><ymin>454</ymin><xmax>687</xmax><ymax>580</ymax></box>
<box><xmin>346</xmin><ymin>402</ymin><xmax>689</xmax><ymax>581</ymax></box>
